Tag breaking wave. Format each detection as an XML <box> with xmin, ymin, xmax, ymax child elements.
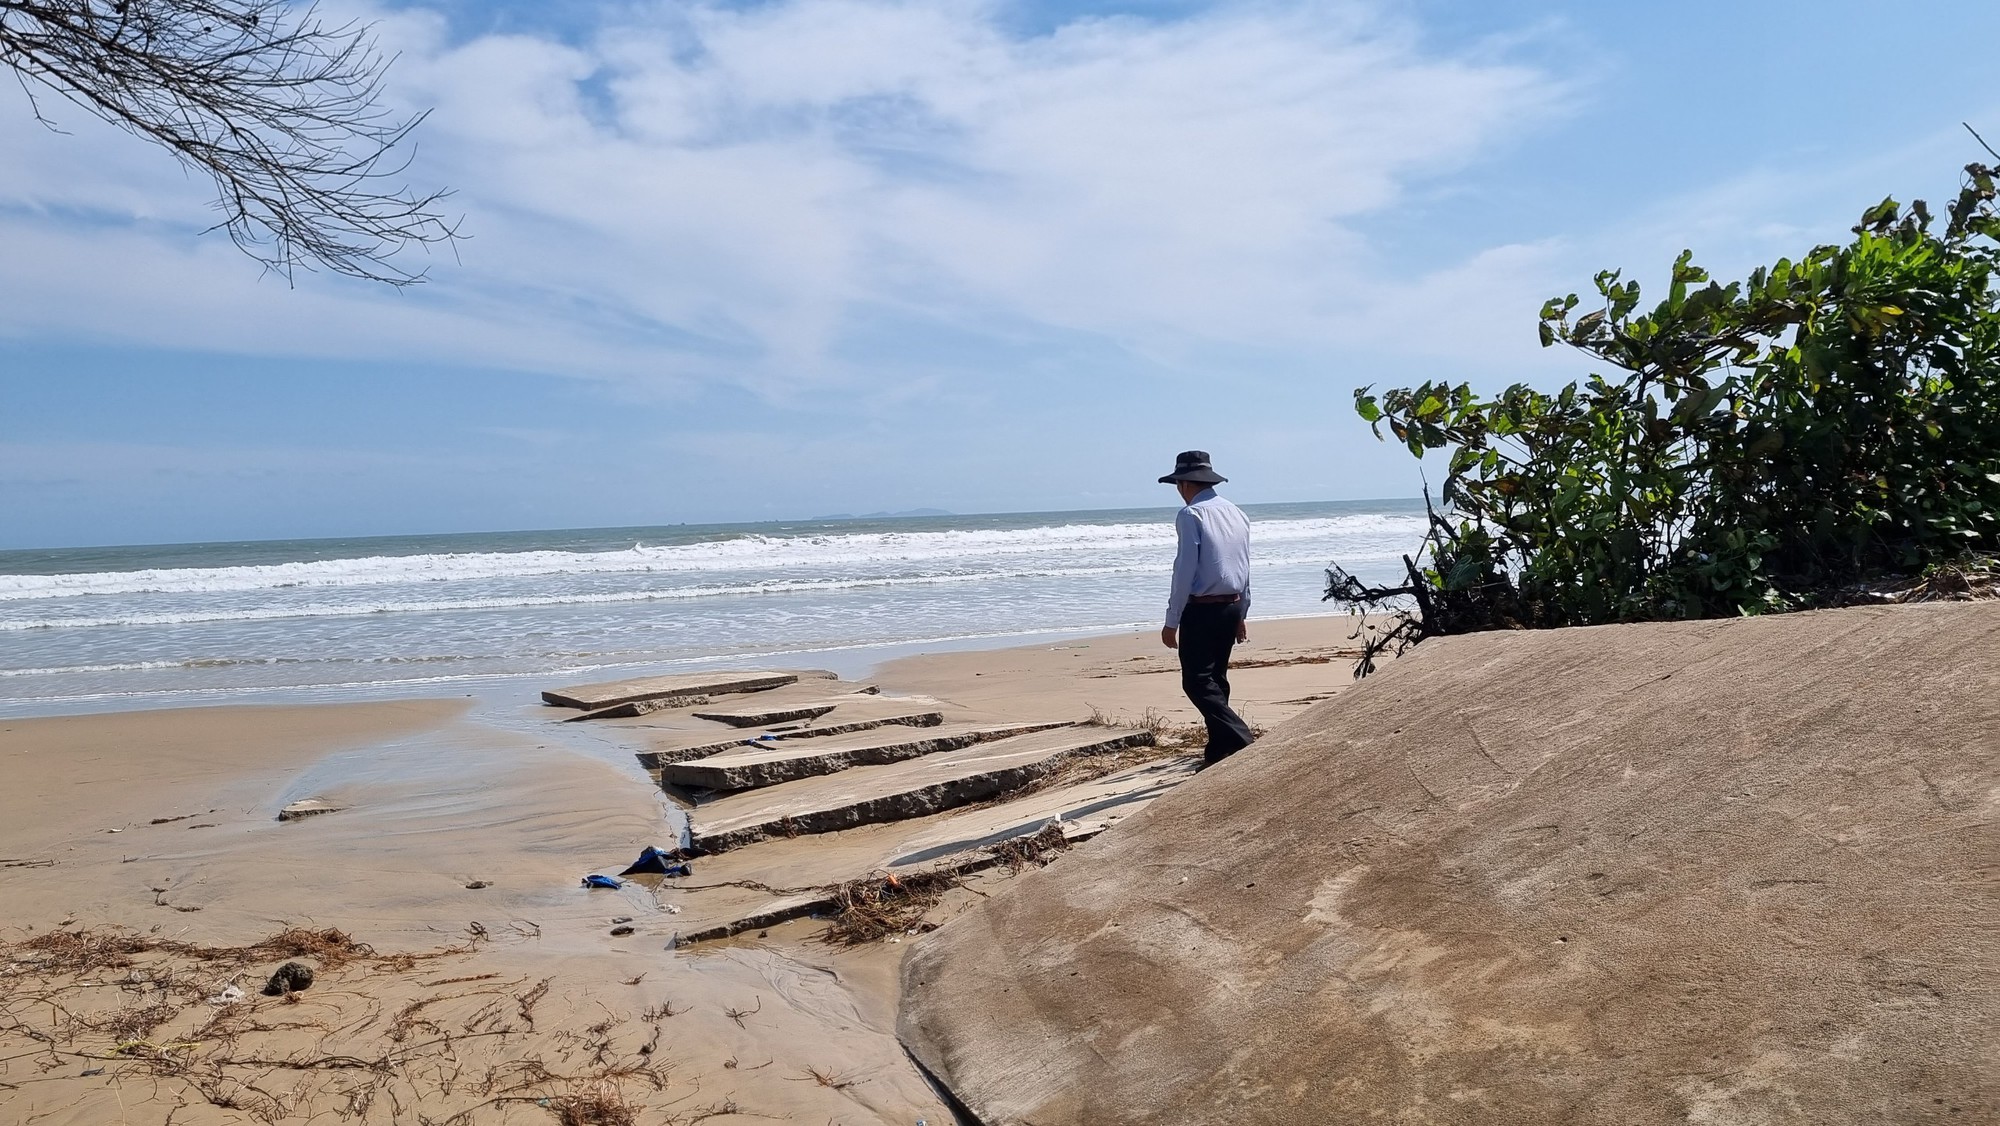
<box><xmin>0</xmin><ymin>546</ymin><xmax>1400</xmax><ymax>632</ymax></box>
<box><xmin>0</xmin><ymin>514</ymin><xmax>1425</xmax><ymax>602</ymax></box>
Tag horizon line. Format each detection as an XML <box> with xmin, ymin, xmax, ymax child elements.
<box><xmin>0</xmin><ymin>495</ymin><xmax>1426</xmax><ymax>556</ymax></box>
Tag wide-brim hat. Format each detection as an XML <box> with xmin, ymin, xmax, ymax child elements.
<box><xmin>1159</xmin><ymin>450</ymin><xmax>1226</xmax><ymax>485</ymax></box>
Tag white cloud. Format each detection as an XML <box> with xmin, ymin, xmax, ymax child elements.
<box><xmin>0</xmin><ymin>0</ymin><xmax>1570</xmax><ymax>392</ymax></box>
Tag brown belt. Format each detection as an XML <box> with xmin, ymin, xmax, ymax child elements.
<box><xmin>1188</xmin><ymin>593</ymin><xmax>1241</xmax><ymax>604</ymax></box>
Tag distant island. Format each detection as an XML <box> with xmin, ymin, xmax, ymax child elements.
<box><xmin>813</xmin><ymin>508</ymin><xmax>955</xmax><ymax>520</ymax></box>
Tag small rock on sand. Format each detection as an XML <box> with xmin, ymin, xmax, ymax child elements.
<box><xmin>277</xmin><ymin>798</ymin><xmax>343</xmax><ymax>822</ymax></box>
<box><xmin>263</xmin><ymin>962</ymin><xmax>315</xmax><ymax>996</ymax></box>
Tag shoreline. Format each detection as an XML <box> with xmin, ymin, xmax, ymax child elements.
<box><xmin>0</xmin><ymin>614</ymin><xmax>1369</xmax><ymax>1123</ymax></box>
<box><xmin>0</xmin><ymin>610</ymin><xmax>1367</xmax><ymax>721</ymax></box>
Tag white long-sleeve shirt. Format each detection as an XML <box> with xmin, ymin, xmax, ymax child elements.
<box><xmin>1164</xmin><ymin>488</ymin><xmax>1251</xmax><ymax>629</ymax></box>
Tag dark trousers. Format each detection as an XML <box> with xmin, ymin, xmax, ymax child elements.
<box><xmin>1178</xmin><ymin>600</ymin><xmax>1254</xmax><ymax>764</ymax></box>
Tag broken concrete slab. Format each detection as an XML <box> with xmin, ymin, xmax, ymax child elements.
<box><xmin>673</xmin><ymin>761</ymin><xmax>1193</xmax><ymax>944</ymax></box>
<box><xmin>877</xmin><ymin>756</ymin><xmax>1193</xmax><ymax>872</ymax></box>
<box><xmin>684</xmin><ymin>755</ymin><xmax>1191</xmax><ymax>901</ymax></box>
<box><xmin>633</xmin><ymin>701</ymin><xmax>957</xmax><ymax>774</ymax></box>
<box><xmin>690</xmin><ymin>701</ymin><xmax>839</xmax><ymax>728</ymax></box>
<box><xmin>662</xmin><ymin>722</ymin><xmax>1073</xmax><ymax>791</ymax></box>
<box><xmin>635</xmin><ymin>737</ymin><xmax>764</xmax><ymax>773</ymax></box>
<box><xmin>540</xmin><ymin>671</ymin><xmax>797</xmax><ymax>710</ymax></box>
<box><xmin>565</xmin><ymin>694</ymin><xmax>712</xmax><ymax>721</ymax></box>
<box><xmin>681</xmin><ymin>688</ymin><xmax>944</xmax><ymax>732</ymax></box>
<box><xmin>674</xmin><ymin>891</ymin><xmax>830</xmax><ymax>945</ymax></box>
<box><xmin>673</xmin><ymin>825</ymin><xmax>1112</xmax><ymax>946</ymax></box>
<box><xmin>765</xmin><ymin>703</ymin><xmax>945</xmax><ymax>738</ymax></box>
<box><xmin>688</xmin><ymin>726</ymin><xmax>1156</xmax><ymax>853</ymax></box>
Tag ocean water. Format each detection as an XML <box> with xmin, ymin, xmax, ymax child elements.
<box><xmin>0</xmin><ymin>500</ymin><xmax>1427</xmax><ymax>717</ymax></box>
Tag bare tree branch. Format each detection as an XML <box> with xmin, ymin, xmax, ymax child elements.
<box><xmin>1966</xmin><ymin>121</ymin><xmax>2000</xmax><ymax>165</ymax></box>
<box><xmin>0</xmin><ymin>0</ymin><xmax>459</xmax><ymax>286</ymax></box>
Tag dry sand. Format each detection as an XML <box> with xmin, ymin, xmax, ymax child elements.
<box><xmin>874</xmin><ymin>614</ymin><xmax>1367</xmax><ymax>730</ymax></box>
<box><xmin>0</xmin><ymin>699</ymin><xmax>945</xmax><ymax>1124</ymax></box>
<box><xmin>0</xmin><ymin>616</ymin><xmax>1368</xmax><ymax>1124</ymax></box>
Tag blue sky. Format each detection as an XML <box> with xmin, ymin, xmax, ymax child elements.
<box><xmin>2</xmin><ymin>0</ymin><xmax>1996</xmax><ymax>548</ymax></box>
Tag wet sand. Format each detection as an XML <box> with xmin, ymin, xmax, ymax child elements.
<box><xmin>0</xmin><ymin>616</ymin><xmax>1365</xmax><ymax>1123</ymax></box>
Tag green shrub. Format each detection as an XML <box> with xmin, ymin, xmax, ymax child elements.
<box><xmin>1333</xmin><ymin>162</ymin><xmax>1999</xmax><ymax>656</ymax></box>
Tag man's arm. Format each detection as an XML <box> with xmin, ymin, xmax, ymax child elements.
<box><xmin>1163</xmin><ymin>506</ymin><xmax>1200</xmax><ymax>645</ymax></box>
<box><xmin>1237</xmin><ymin>575</ymin><xmax>1251</xmax><ymax>641</ymax></box>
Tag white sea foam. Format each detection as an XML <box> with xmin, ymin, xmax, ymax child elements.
<box><xmin>0</xmin><ymin>506</ymin><xmax>1425</xmax><ymax>715</ymax></box>
<box><xmin>0</xmin><ymin>546</ymin><xmax>1394</xmax><ymax>632</ymax></box>
<box><xmin>0</xmin><ymin>655</ymin><xmax>497</xmax><ymax>676</ymax></box>
<box><xmin>0</xmin><ymin>514</ymin><xmax>1424</xmax><ymax>601</ymax></box>
<box><xmin>0</xmin><ymin>660</ymin><xmax>187</xmax><ymax>677</ymax></box>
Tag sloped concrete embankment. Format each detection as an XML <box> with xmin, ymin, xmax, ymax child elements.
<box><xmin>899</xmin><ymin>602</ymin><xmax>2000</xmax><ymax>1125</ymax></box>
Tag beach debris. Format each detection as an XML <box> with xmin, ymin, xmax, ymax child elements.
<box><xmin>818</xmin><ymin>869</ymin><xmax>965</xmax><ymax>946</ymax></box>
<box><xmin>465</xmin><ymin>879</ymin><xmax>492</xmax><ymax>889</ymax></box>
<box><xmin>206</xmin><ymin>982</ymin><xmax>245</xmax><ymax>1006</ymax></box>
<box><xmin>663</xmin><ymin>903</ymin><xmax>682</xmax><ymax>915</ymax></box>
<box><xmin>619</xmin><ymin>846</ymin><xmax>693</xmax><ymax>877</ymax></box>
<box><xmin>277</xmin><ymin>798</ymin><xmax>344</xmax><ymax>822</ymax></box>
<box><xmin>2</xmin><ymin>923</ymin><xmax>686</xmax><ymax>1125</ymax></box>
<box><xmin>609</xmin><ymin>925</ymin><xmax>636</xmax><ymax>937</ymax></box>
<box><xmin>581</xmin><ymin>874</ymin><xmax>624</xmax><ymax>889</ymax></box>
<box><xmin>263</xmin><ymin>961</ymin><xmax>315</xmax><ymax>996</ymax></box>
<box><xmin>611</xmin><ymin>916</ymin><xmax>633</xmax><ymax>925</ymax></box>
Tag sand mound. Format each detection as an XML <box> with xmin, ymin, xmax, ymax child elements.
<box><xmin>899</xmin><ymin>602</ymin><xmax>1999</xmax><ymax>1125</ymax></box>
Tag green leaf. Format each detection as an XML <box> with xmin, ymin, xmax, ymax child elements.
<box><xmin>1858</xmin><ymin>196</ymin><xmax>1900</xmax><ymax>229</ymax></box>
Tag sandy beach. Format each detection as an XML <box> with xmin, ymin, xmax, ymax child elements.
<box><xmin>0</xmin><ymin>614</ymin><xmax>1367</xmax><ymax>1124</ymax></box>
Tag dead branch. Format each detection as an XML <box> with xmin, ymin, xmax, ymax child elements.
<box><xmin>0</xmin><ymin>0</ymin><xmax>458</xmax><ymax>284</ymax></box>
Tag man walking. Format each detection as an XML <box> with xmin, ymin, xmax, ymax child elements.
<box><xmin>1158</xmin><ymin>450</ymin><xmax>1255</xmax><ymax>767</ymax></box>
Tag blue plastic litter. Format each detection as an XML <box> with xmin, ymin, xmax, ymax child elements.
<box><xmin>581</xmin><ymin>874</ymin><xmax>623</xmax><ymax>889</ymax></box>
<box><xmin>619</xmin><ymin>846</ymin><xmax>693</xmax><ymax>878</ymax></box>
